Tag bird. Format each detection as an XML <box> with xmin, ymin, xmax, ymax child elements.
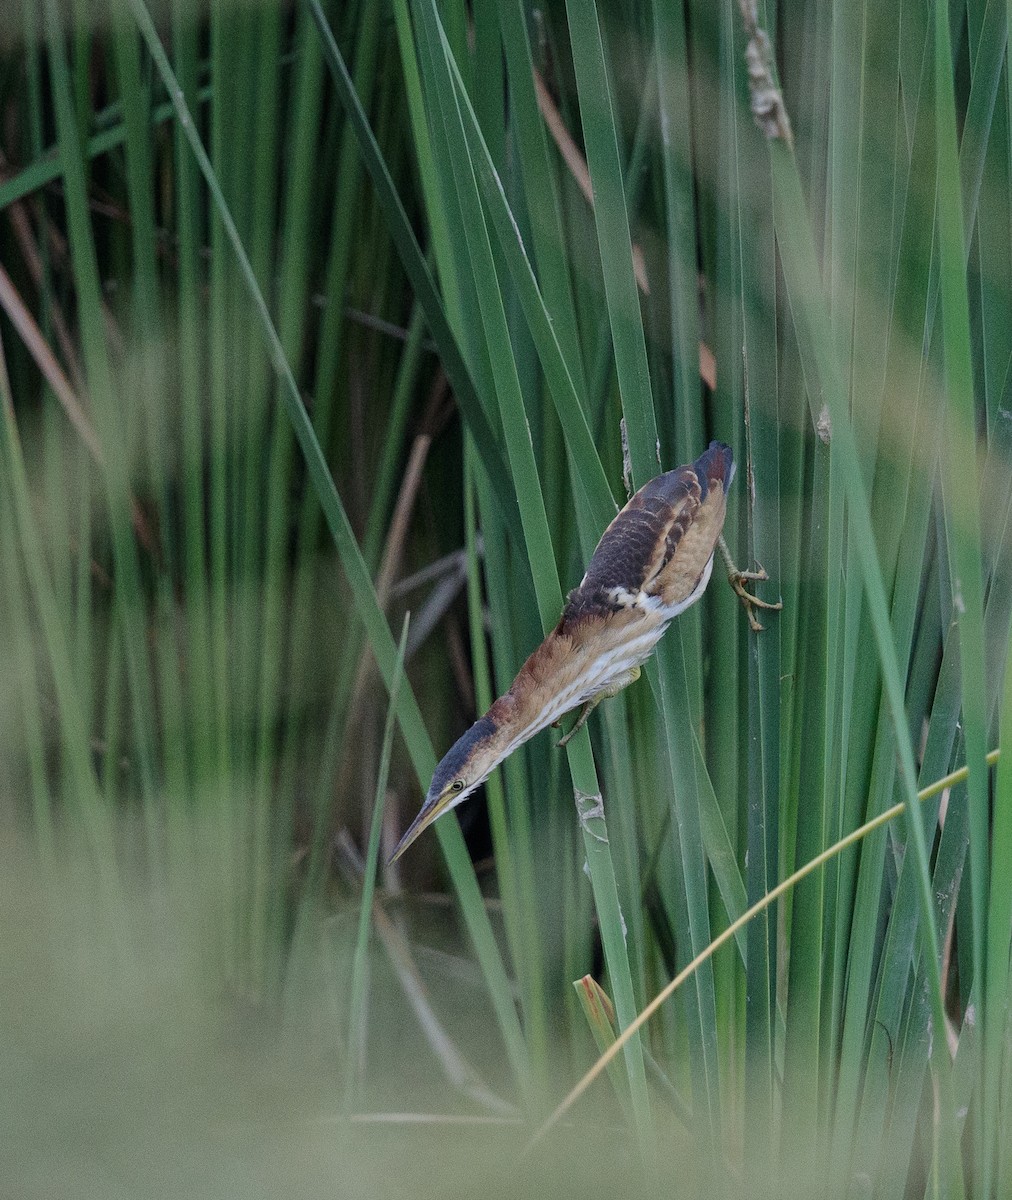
<box><xmin>389</xmin><ymin>440</ymin><xmax>780</xmax><ymax>863</ymax></box>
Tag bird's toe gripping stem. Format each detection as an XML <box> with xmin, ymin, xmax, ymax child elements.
<box><xmin>557</xmin><ymin>697</ymin><xmax>599</xmax><ymax>747</ymax></box>
<box><xmin>718</xmin><ymin>536</ymin><xmax>783</xmax><ymax>633</ymax></box>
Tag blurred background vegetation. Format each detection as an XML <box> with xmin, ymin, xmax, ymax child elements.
<box><xmin>2</xmin><ymin>0</ymin><xmax>1012</xmax><ymax>1195</ymax></box>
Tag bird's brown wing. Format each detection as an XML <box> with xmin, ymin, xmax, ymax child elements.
<box><xmin>574</xmin><ymin>469</ymin><xmax>699</xmax><ymax>593</ymax></box>
<box><xmin>562</xmin><ymin>442</ymin><xmax>734</xmax><ymax>624</ymax></box>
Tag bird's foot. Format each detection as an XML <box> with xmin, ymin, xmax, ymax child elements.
<box><xmin>558</xmin><ymin>698</ymin><xmax>598</xmax><ymax>747</ymax></box>
<box><xmin>728</xmin><ymin>567</ymin><xmax>783</xmax><ymax>633</ymax></box>
<box><xmin>718</xmin><ymin>536</ymin><xmax>783</xmax><ymax>633</ymax></box>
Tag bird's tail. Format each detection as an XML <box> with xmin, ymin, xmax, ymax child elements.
<box><xmin>694</xmin><ymin>440</ymin><xmax>735</xmax><ymax>497</ymax></box>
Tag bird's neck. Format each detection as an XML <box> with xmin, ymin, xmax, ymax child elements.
<box><xmin>484</xmin><ymin>631</ymin><xmax>577</xmax><ymax>761</ymax></box>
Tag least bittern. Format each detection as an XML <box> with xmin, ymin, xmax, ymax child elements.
<box><xmin>390</xmin><ymin>441</ymin><xmax>780</xmax><ymax>862</ymax></box>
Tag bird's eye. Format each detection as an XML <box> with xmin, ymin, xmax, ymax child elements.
<box><xmin>451</xmin><ymin>779</ymin><xmax>465</xmax><ymax>793</ymax></box>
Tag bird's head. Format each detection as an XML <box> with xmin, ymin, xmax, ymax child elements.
<box><xmin>389</xmin><ymin>715</ymin><xmax>505</xmax><ymax>863</ymax></box>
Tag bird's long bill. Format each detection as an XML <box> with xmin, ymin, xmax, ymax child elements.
<box><xmin>388</xmin><ymin>792</ymin><xmax>451</xmax><ymax>865</ymax></box>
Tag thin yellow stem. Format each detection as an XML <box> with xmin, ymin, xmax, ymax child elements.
<box><xmin>529</xmin><ymin>747</ymin><xmax>1002</xmax><ymax>1147</ymax></box>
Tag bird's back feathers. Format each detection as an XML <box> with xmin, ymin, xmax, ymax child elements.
<box><xmin>562</xmin><ymin>441</ymin><xmax>734</xmax><ymax>627</ymax></box>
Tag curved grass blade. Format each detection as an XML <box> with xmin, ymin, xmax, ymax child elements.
<box><xmin>530</xmin><ymin>748</ymin><xmax>1001</xmax><ymax>1146</ymax></box>
<box><xmin>127</xmin><ymin>0</ymin><xmax>531</xmax><ymax>1100</ymax></box>
<box><xmin>414</xmin><ymin>0</ymin><xmax>651</xmax><ymax>1137</ymax></box>
<box><xmin>305</xmin><ymin>0</ymin><xmax>523</xmax><ymax>551</ymax></box>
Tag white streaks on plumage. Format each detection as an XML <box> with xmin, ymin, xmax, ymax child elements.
<box><xmin>604</xmin><ymin>551</ymin><xmax>714</xmax><ymax>619</ymax></box>
<box><xmin>604</xmin><ymin>586</ymin><xmax>663</xmax><ymax>611</ymax></box>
